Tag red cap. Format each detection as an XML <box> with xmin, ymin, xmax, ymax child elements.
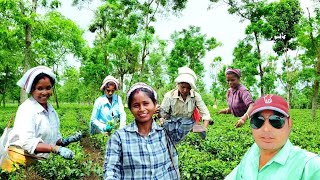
<box><xmin>250</xmin><ymin>94</ymin><xmax>289</xmax><ymax>117</ymax></box>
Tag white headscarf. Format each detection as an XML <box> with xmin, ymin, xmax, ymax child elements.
<box><xmin>126</xmin><ymin>82</ymin><xmax>157</xmax><ymax>101</ymax></box>
<box><xmin>174</xmin><ymin>66</ymin><xmax>197</xmax><ymax>89</ymax></box>
<box><xmin>100</xmin><ymin>75</ymin><xmax>119</xmax><ymax>91</ymax></box>
<box><xmin>17</xmin><ymin>66</ymin><xmax>56</xmax><ymax>93</ymax></box>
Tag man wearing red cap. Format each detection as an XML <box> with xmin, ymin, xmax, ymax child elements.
<box><xmin>226</xmin><ymin>94</ymin><xmax>320</xmax><ymax>179</ymax></box>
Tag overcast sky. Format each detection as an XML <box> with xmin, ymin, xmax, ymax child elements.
<box><xmin>58</xmin><ymin>0</ymin><xmax>316</xmax><ymax>90</ymax></box>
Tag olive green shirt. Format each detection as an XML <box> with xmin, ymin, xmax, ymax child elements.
<box><xmin>160</xmin><ymin>89</ymin><xmax>212</xmax><ymax>121</ymax></box>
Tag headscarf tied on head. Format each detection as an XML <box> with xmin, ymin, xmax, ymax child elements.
<box><xmin>100</xmin><ymin>75</ymin><xmax>119</xmax><ymax>91</ymax></box>
<box><xmin>126</xmin><ymin>82</ymin><xmax>157</xmax><ymax>101</ymax></box>
<box><xmin>225</xmin><ymin>68</ymin><xmax>241</xmax><ymax>78</ymax></box>
<box><xmin>17</xmin><ymin>66</ymin><xmax>56</xmax><ymax>93</ymax></box>
<box><xmin>174</xmin><ymin>66</ymin><xmax>197</xmax><ymax>90</ymax></box>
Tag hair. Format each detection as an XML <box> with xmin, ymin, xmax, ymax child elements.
<box><xmin>127</xmin><ymin>88</ymin><xmax>157</xmax><ymax>109</ymax></box>
<box><xmin>226</xmin><ymin>71</ymin><xmax>240</xmax><ymax>79</ymax></box>
<box><xmin>30</xmin><ymin>73</ymin><xmax>55</xmax><ymax>93</ymax></box>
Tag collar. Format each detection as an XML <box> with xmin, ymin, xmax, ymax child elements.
<box><xmin>30</xmin><ymin>96</ymin><xmax>54</xmax><ymax>113</ymax></box>
<box><xmin>172</xmin><ymin>89</ymin><xmax>195</xmax><ymax>99</ymax></box>
<box><xmin>257</xmin><ymin>139</ymin><xmax>291</xmax><ymax>169</ymax></box>
<box><xmin>266</xmin><ymin>139</ymin><xmax>292</xmax><ymax>165</ymax></box>
<box><xmin>125</xmin><ymin>120</ymin><xmax>163</xmax><ymax>134</ymax></box>
<box><xmin>102</xmin><ymin>94</ymin><xmax>117</xmax><ymax>104</ymax></box>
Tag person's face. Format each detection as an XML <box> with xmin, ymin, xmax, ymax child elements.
<box><xmin>130</xmin><ymin>91</ymin><xmax>157</xmax><ymax>123</ymax></box>
<box><xmin>104</xmin><ymin>84</ymin><xmax>116</xmax><ymax>98</ymax></box>
<box><xmin>31</xmin><ymin>77</ymin><xmax>53</xmax><ymax>107</ymax></box>
<box><xmin>178</xmin><ymin>82</ymin><xmax>191</xmax><ymax>97</ymax></box>
<box><xmin>252</xmin><ymin>110</ymin><xmax>291</xmax><ymax>154</ymax></box>
<box><xmin>226</xmin><ymin>73</ymin><xmax>240</xmax><ymax>89</ymax></box>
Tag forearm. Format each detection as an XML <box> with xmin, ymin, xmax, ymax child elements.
<box><xmin>34</xmin><ymin>143</ymin><xmax>57</xmax><ymax>153</ymax></box>
<box><xmin>203</xmin><ymin>120</ymin><xmax>210</xmax><ymax>129</ymax></box>
<box><xmin>240</xmin><ymin>103</ymin><xmax>254</xmax><ymax>122</ymax></box>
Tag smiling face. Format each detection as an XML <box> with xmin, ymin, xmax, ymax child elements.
<box><xmin>226</xmin><ymin>73</ymin><xmax>240</xmax><ymax>89</ymax></box>
<box><xmin>252</xmin><ymin>110</ymin><xmax>292</xmax><ymax>154</ymax></box>
<box><xmin>31</xmin><ymin>76</ymin><xmax>53</xmax><ymax>108</ymax></box>
<box><xmin>129</xmin><ymin>90</ymin><xmax>157</xmax><ymax>123</ymax></box>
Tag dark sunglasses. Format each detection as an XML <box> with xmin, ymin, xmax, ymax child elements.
<box><xmin>250</xmin><ymin>112</ymin><xmax>287</xmax><ymax>129</ymax></box>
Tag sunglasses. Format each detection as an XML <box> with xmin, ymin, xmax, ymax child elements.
<box><xmin>250</xmin><ymin>113</ymin><xmax>287</xmax><ymax>129</ymax></box>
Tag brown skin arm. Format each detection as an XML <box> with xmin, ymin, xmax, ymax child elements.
<box><xmin>203</xmin><ymin>120</ymin><xmax>210</xmax><ymax>129</ymax></box>
<box><xmin>34</xmin><ymin>139</ymin><xmax>62</xmax><ymax>153</ymax></box>
<box><xmin>234</xmin><ymin>103</ymin><xmax>254</xmax><ymax>128</ymax></box>
<box><xmin>218</xmin><ymin>108</ymin><xmax>231</xmax><ymax>114</ymax></box>
<box><xmin>34</xmin><ymin>143</ymin><xmax>54</xmax><ymax>153</ymax></box>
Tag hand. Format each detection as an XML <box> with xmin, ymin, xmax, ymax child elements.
<box><xmin>61</xmin><ymin>132</ymin><xmax>83</xmax><ymax>146</ymax></box>
<box><xmin>234</xmin><ymin>119</ymin><xmax>245</xmax><ymax>128</ymax></box>
<box><xmin>155</xmin><ymin>104</ymin><xmax>160</xmax><ymax>114</ymax></box>
<box><xmin>218</xmin><ymin>109</ymin><xmax>228</xmax><ymax>115</ymax></box>
<box><xmin>217</xmin><ymin>110</ymin><xmax>224</xmax><ymax>114</ymax></box>
<box><xmin>159</xmin><ymin>118</ymin><xmax>165</xmax><ymax>125</ymax></box>
<box><xmin>104</xmin><ymin>123</ymin><xmax>114</xmax><ymax>132</ymax></box>
<box><xmin>57</xmin><ymin>146</ymin><xmax>74</xmax><ymax>160</ymax></box>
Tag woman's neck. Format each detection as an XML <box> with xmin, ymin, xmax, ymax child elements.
<box><xmin>137</xmin><ymin>120</ymin><xmax>152</xmax><ymax>137</ymax></box>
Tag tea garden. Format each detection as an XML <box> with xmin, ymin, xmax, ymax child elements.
<box><xmin>0</xmin><ymin>104</ymin><xmax>319</xmax><ymax>179</ymax></box>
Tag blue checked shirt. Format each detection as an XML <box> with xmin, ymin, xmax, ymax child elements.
<box><xmin>104</xmin><ymin>120</ymin><xmax>180</xmax><ymax>180</ymax></box>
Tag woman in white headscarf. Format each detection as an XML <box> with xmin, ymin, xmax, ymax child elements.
<box><xmin>1</xmin><ymin>66</ymin><xmax>82</xmax><ymax>172</ymax></box>
<box><xmin>89</xmin><ymin>75</ymin><xmax>126</xmax><ymax>135</ymax></box>
<box><xmin>160</xmin><ymin>66</ymin><xmax>213</xmax><ymax>139</ymax></box>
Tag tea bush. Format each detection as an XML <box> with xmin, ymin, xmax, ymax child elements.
<box><xmin>0</xmin><ymin>104</ymin><xmax>319</xmax><ymax>179</ymax></box>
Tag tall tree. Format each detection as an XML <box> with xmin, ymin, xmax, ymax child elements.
<box><xmin>263</xmin><ymin>0</ymin><xmax>302</xmax><ymax>106</ymax></box>
<box><xmin>297</xmin><ymin>8</ymin><xmax>320</xmax><ymax>120</ymax></box>
<box><xmin>211</xmin><ymin>0</ymin><xmax>270</xmax><ymax>95</ymax></box>
<box><xmin>167</xmin><ymin>25</ymin><xmax>220</xmax><ymax>88</ymax></box>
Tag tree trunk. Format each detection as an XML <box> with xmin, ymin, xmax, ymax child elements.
<box><xmin>254</xmin><ymin>31</ymin><xmax>264</xmax><ymax>96</ymax></box>
<box><xmin>20</xmin><ymin>0</ymin><xmax>38</xmax><ymax>104</ymax></box>
<box><xmin>311</xmin><ymin>54</ymin><xmax>320</xmax><ymax>120</ymax></box>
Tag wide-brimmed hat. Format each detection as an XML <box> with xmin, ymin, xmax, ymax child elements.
<box><xmin>250</xmin><ymin>94</ymin><xmax>289</xmax><ymax>117</ymax></box>
<box><xmin>100</xmin><ymin>75</ymin><xmax>119</xmax><ymax>91</ymax></box>
<box><xmin>17</xmin><ymin>66</ymin><xmax>56</xmax><ymax>93</ymax></box>
<box><xmin>174</xmin><ymin>66</ymin><xmax>197</xmax><ymax>89</ymax></box>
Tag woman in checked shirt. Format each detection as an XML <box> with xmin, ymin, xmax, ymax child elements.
<box><xmin>104</xmin><ymin>82</ymin><xmax>181</xmax><ymax>180</ymax></box>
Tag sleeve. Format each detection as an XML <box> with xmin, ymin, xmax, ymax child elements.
<box><xmin>224</xmin><ymin>165</ymin><xmax>239</xmax><ymax>180</ymax></box>
<box><xmin>303</xmin><ymin>155</ymin><xmax>320</xmax><ymax>179</ymax></box>
<box><xmin>117</xmin><ymin>96</ymin><xmax>126</xmax><ymax>129</ymax></box>
<box><xmin>104</xmin><ymin>132</ymin><xmax>123</xmax><ymax>179</ymax></box>
<box><xmin>195</xmin><ymin>92</ymin><xmax>212</xmax><ymax>121</ymax></box>
<box><xmin>54</xmin><ymin>110</ymin><xmax>62</xmax><ymax>141</ymax></box>
<box><xmin>10</xmin><ymin>105</ymin><xmax>43</xmax><ymax>154</ymax></box>
<box><xmin>240</xmin><ymin>90</ymin><xmax>254</xmax><ymax>107</ymax></box>
<box><xmin>90</xmin><ymin>98</ymin><xmax>101</xmax><ymax>126</ymax></box>
<box><xmin>160</xmin><ymin>92</ymin><xmax>172</xmax><ymax>119</ymax></box>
